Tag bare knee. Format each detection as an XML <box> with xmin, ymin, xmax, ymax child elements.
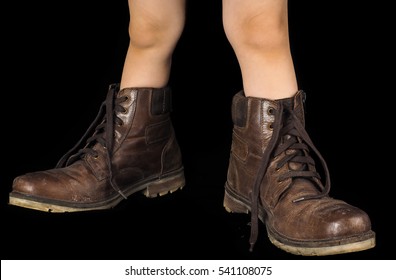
<box><xmin>223</xmin><ymin>1</ymin><xmax>289</xmax><ymax>53</ymax></box>
<box><xmin>128</xmin><ymin>8</ymin><xmax>185</xmax><ymax>51</ymax></box>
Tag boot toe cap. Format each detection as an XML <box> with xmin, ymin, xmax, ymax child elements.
<box><xmin>324</xmin><ymin>205</ymin><xmax>372</xmax><ymax>238</ymax></box>
<box><xmin>11</xmin><ymin>172</ymin><xmax>70</xmax><ymax>200</ymax></box>
<box><xmin>12</xmin><ymin>174</ymin><xmax>45</xmax><ymax>196</ymax></box>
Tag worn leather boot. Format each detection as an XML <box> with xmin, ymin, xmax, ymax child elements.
<box><xmin>9</xmin><ymin>83</ymin><xmax>185</xmax><ymax>212</ymax></box>
<box><xmin>224</xmin><ymin>90</ymin><xmax>375</xmax><ymax>256</ymax></box>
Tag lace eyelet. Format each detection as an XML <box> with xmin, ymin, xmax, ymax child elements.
<box><xmin>267</xmin><ymin>123</ymin><xmax>274</xmax><ymax>130</ymax></box>
<box><xmin>267</xmin><ymin>106</ymin><xmax>275</xmax><ymax>115</ymax></box>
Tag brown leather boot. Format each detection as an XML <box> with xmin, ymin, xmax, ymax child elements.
<box><xmin>224</xmin><ymin>90</ymin><xmax>375</xmax><ymax>256</ymax></box>
<box><xmin>9</xmin><ymin>83</ymin><xmax>185</xmax><ymax>212</ymax></box>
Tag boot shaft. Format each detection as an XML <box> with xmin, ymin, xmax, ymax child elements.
<box><xmin>82</xmin><ymin>84</ymin><xmax>182</xmax><ymax>181</ymax></box>
<box><xmin>226</xmin><ymin>90</ymin><xmax>320</xmax><ymax>211</ymax></box>
<box><xmin>53</xmin><ymin>83</ymin><xmax>182</xmax><ymax>185</ymax></box>
<box><xmin>231</xmin><ymin>90</ymin><xmax>306</xmax><ymax>155</ymax></box>
<box><xmin>111</xmin><ymin>85</ymin><xmax>182</xmax><ymax>180</ymax></box>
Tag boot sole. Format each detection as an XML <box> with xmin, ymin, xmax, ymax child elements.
<box><xmin>223</xmin><ymin>186</ymin><xmax>376</xmax><ymax>256</ymax></box>
<box><xmin>8</xmin><ymin>168</ymin><xmax>185</xmax><ymax>213</ymax></box>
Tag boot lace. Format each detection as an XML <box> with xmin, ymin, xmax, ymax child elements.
<box><xmin>55</xmin><ymin>83</ymin><xmax>128</xmax><ymax>199</ymax></box>
<box><xmin>249</xmin><ymin>100</ymin><xmax>331</xmax><ymax>251</ymax></box>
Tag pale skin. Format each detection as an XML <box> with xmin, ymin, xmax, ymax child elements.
<box><xmin>120</xmin><ymin>0</ymin><xmax>298</xmax><ymax>100</ymax></box>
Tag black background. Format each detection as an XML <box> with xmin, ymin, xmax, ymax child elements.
<box><xmin>1</xmin><ymin>1</ymin><xmax>391</xmax><ymax>260</ymax></box>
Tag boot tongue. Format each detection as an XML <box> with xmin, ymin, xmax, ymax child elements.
<box><xmin>280</xmin><ymin>98</ymin><xmax>304</xmax><ymax>170</ymax></box>
<box><xmin>278</xmin><ymin>139</ymin><xmax>322</xmax><ymax>203</ymax></box>
<box><xmin>277</xmin><ymin>96</ymin><xmax>324</xmax><ymax>201</ymax></box>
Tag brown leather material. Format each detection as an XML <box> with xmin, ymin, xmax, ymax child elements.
<box><xmin>224</xmin><ymin>90</ymin><xmax>375</xmax><ymax>255</ymax></box>
<box><xmin>9</xmin><ymin>84</ymin><xmax>185</xmax><ymax>212</ymax></box>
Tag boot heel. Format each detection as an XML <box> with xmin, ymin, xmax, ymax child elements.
<box><xmin>142</xmin><ymin>169</ymin><xmax>185</xmax><ymax>198</ymax></box>
<box><xmin>223</xmin><ymin>189</ymin><xmax>250</xmax><ymax>214</ymax></box>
